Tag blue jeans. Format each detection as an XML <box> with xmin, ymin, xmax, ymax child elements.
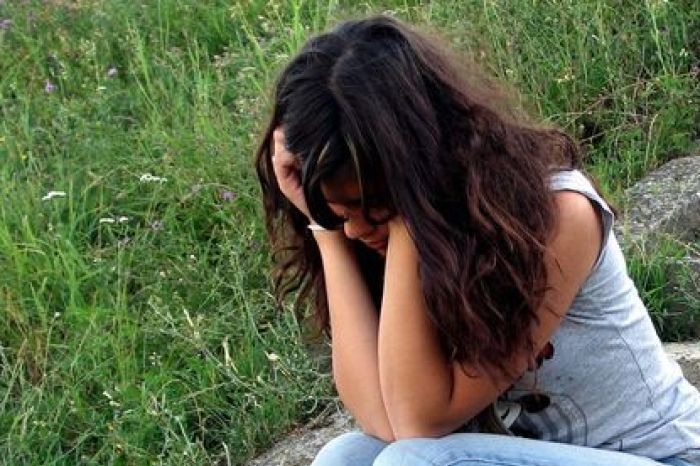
<box><xmin>311</xmin><ymin>431</ymin><xmax>695</xmax><ymax>466</ymax></box>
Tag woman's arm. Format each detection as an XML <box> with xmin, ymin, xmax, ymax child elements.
<box><xmin>270</xmin><ymin>128</ymin><xmax>393</xmax><ymax>440</ymax></box>
<box><xmin>379</xmin><ymin>218</ymin><xmax>481</xmax><ymax>439</ymax></box>
<box><xmin>378</xmin><ymin>192</ymin><xmax>602</xmax><ymax>439</ymax></box>
<box><xmin>313</xmin><ymin>230</ymin><xmax>394</xmax><ymax>442</ymax></box>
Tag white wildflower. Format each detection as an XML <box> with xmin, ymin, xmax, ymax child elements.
<box><xmin>266</xmin><ymin>352</ymin><xmax>280</xmax><ymax>362</ymax></box>
<box><xmin>139</xmin><ymin>173</ymin><xmax>168</xmax><ymax>183</ymax></box>
<box><xmin>41</xmin><ymin>191</ymin><xmax>66</xmax><ymax>201</ymax></box>
<box><xmin>100</xmin><ymin>216</ymin><xmax>128</xmax><ymax>224</ymax></box>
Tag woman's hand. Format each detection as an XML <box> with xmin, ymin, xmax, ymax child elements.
<box><xmin>271</xmin><ymin>127</ymin><xmax>311</xmax><ymax>219</ymax></box>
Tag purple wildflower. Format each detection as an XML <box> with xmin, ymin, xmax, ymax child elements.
<box><xmin>106</xmin><ymin>66</ymin><xmax>118</xmax><ymax>78</ymax></box>
<box><xmin>0</xmin><ymin>19</ymin><xmax>11</xmax><ymax>31</ymax></box>
<box><xmin>219</xmin><ymin>190</ymin><xmax>236</xmax><ymax>201</ymax></box>
<box><xmin>44</xmin><ymin>80</ymin><xmax>56</xmax><ymax>93</ymax></box>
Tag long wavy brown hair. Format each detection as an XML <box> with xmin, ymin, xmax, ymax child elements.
<box><xmin>255</xmin><ymin>15</ymin><xmax>582</xmax><ymax>379</ymax></box>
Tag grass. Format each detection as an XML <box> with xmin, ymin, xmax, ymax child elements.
<box><xmin>0</xmin><ymin>0</ymin><xmax>698</xmax><ymax>464</ymax></box>
<box><xmin>625</xmin><ymin>236</ymin><xmax>700</xmax><ymax>341</ymax></box>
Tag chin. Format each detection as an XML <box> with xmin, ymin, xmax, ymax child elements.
<box><xmin>363</xmin><ymin>240</ymin><xmax>387</xmax><ymax>253</ymax></box>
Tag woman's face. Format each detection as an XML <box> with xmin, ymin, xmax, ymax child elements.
<box><xmin>321</xmin><ymin>177</ymin><xmax>390</xmax><ymax>256</ymax></box>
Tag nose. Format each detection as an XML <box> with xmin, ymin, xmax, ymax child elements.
<box><xmin>343</xmin><ymin>216</ymin><xmax>375</xmax><ymax>241</ymax></box>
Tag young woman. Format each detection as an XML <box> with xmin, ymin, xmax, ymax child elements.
<box><xmin>255</xmin><ymin>15</ymin><xmax>700</xmax><ymax>466</ymax></box>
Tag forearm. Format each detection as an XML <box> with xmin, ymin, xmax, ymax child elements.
<box><xmin>378</xmin><ymin>224</ymin><xmax>458</xmax><ymax>438</ymax></box>
<box><xmin>313</xmin><ymin>231</ymin><xmax>394</xmax><ymax>442</ymax></box>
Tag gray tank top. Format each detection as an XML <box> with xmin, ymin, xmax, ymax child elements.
<box><xmin>503</xmin><ymin>169</ymin><xmax>700</xmax><ymax>462</ymax></box>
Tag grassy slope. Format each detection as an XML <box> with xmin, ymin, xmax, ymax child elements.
<box><xmin>0</xmin><ymin>0</ymin><xmax>698</xmax><ymax>464</ymax></box>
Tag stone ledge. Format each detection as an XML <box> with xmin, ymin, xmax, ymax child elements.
<box><xmin>246</xmin><ymin>404</ymin><xmax>354</xmax><ymax>466</ymax></box>
<box><xmin>665</xmin><ymin>342</ymin><xmax>700</xmax><ymax>387</ymax></box>
<box><xmin>246</xmin><ymin>343</ymin><xmax>700</xmax><ymax>466</ymax></box>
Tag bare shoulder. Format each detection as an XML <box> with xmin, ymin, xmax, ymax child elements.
<box><xmin>549</xmin><ymin>190</ymin><xmax>603</xmax><ymax>279</ymax></box>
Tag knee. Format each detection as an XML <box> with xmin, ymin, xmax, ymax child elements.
<box><xmin>311</xmin><ymin>431</ymin><xmax>387</xmax><ymax>466</ymax></box>
<box><xmin>373</xmin><ymin>438</ymin><xmax>435</xmax><ymax>466</ymax></box>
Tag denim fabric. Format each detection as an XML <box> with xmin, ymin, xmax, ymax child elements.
<box><xmin>662</xmin><ymin>458</ymin><xmax>697</xmax><ymax>466</ymax></box>
<box><xmin>311</xmin><ymin>431</ymin><xmax>695</xmax><ymax>466</ymax></box>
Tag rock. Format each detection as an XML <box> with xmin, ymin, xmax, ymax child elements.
<box><xmin>666</xmin><ymin>342</ymin><xmax>700</xmax><ymax>388</ymax></box>
<box><xmin>245</xmin><ymin>404</ymin><xmax>355</xmax><ymax>466</ymax></box>
<box><xmin>614</xmin><ymin>154</ymin><xmax>700</xmax><ymax>337</ymax></box>
<box><xmin>615</xmin><ymin>155</ymin><xmax>700</xmax><ymax>246</ymax></box>
<box><xmin>245</xmin><ymin>344</ymin><xmax>700</xmax><ymax>466</ymax></box>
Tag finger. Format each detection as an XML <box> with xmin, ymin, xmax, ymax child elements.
<box><xmin>272</xmin><ymin>146</ymin><xmax>298</xmax><ymax>173</ymax></box>
<box><xmin>272</xmin><ymin>139</ymin><xmax>300</xmax><ymax>173</ymax></box>
<box><xmin>272</xmin><ymin>128</ymin><xmax>288</xmax><ymax>157</ymax></box>
<box><xmin>273</xmin><ymin>127</ymin><xmax>285</xmax><ymax>144</ymax></box>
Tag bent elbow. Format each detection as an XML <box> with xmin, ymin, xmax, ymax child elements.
<box><xmin>360</xmin><ymin>424</ymin><xmax>395</xmax><ymax>443</ymax></box>
<box><xmin>391</xmin><ymin>428</ymin><xmax>442</xmax><ymax>441</ymax></box>
<box><xmin>390</xmin><ymin>420</ymin><xmax>451</xmax><ymax>441</ymax></box>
